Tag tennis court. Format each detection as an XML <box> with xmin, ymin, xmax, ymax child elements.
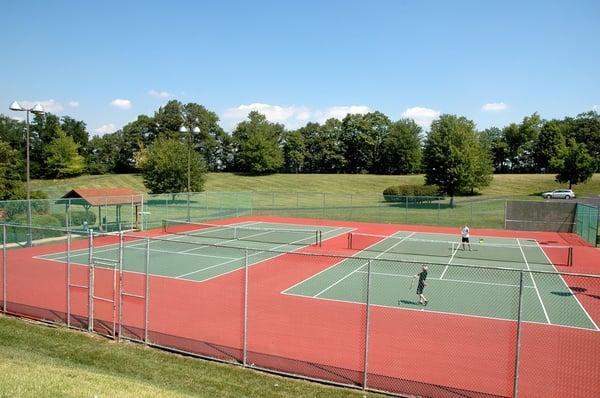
<box><xmin>5</xmin><ymin>216</ymin><xmax>600</xmax><ymax>397</ymax></box>
<box><xmin>283</xmin><ymin>231</ymin><xmax>598</xmax><ymax>330</ymax></box>
<box><xmin>36</xmin><ymin>220</ymin><xmax>352</xmax><ymax>282</ymax></box>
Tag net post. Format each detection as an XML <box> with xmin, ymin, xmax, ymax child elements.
<box><xmin>144</xmin><ymin>238</ymin><xmax>150</xmax><ymax>344</ymax></box>
<box><xmin>513</xmin><ymin>270</ymin><xmax>524</xmax><ymax>398</ymax></box>
<box><xmin>2</xmin><ymin>224</ymin><xmax>6</xmax><ymax>314</ymax></box>
<box><xmin>362</xmin><ymin>259</ymin><xmax>373</xmax><ymax>390</ymax></box>
<box><xmin>88</xmin><ymin>230</ymin><xmax>94</xmax><ymax>332</ymax></box>
<box><xmin>243</xmin><ymin>248</ymin><xmax>249</xmax><ymax>367</ymax></box>
<box><xmin>319</xmin><ymin>230</ymin><xmax>322</xmax><ymax>247</ymax></box>
<box><xmin>117</xmin><ymin>231</ymin><xmax>124</xmax><ymax>339</ymax></box>
<box><xmin>568</xmin><ymin>247</ymin><xmax>573</xmax><ymax>267</ymax></box>
<box><xmin>66</xmin><ymin>230</ymin><xmax>71</xmax><ymax>327</ymax></box>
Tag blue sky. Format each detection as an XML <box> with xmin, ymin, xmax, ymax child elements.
<box><xmin>2</xmin><ymin>0</ymin><xmax>599</xmax><ymax>135</ymax></box>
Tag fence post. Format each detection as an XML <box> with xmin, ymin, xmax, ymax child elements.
<box><xmin>117</xmin><ymin>232</ymin><xmax>124</xmax><ymax>339</ymax></box>
<box><xmin>2</xmin><ymin>224</ymin><xmax>6</xmax><ymax>314</ymax></box>
<box><xmin>513</xmin><ymin>270</ymin><xmax>524</xmax><ymax>398</ymax></box>
<box><xmin>88</xmin><ymin>230</ymin><xmax>94</xmax><ymax>332</ymax></box>
<box><xmin>187</xmin><ymin>191</ymin><xmax>191</xmax><ymax>222</ymax></box>
<box><xmin>66</xmin><ymin>231</ymin><xmax>71</xmax><ymax>327</ymax></box>
<box><xmin>243</xmin><ymin>249</ymin><xmax>249</xmax><ymax>366</ymax></box>
<box><xmin>350</xmin><ymin>194</ymin><xmax>353</xmax><ymax>220</ymax></box>
<box><xmin>144</xmin><ymin>238</ymin><xmax>150</xmax><ymax>343</ymax></box>
<box><xmin>363</xmin><ymin>260</ymin><xmax>373</xmax><ymax>390</ymax></box>
<box><xmin>504</xmin><ymin>200</ymin><xmax>508</xmax><ymax>229</ymax></box>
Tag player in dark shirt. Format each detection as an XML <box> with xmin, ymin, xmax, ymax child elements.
<box><xmin>414</xmin><ymin>265</ymin><xmax>429</xmax><ymax>305</ymax></box>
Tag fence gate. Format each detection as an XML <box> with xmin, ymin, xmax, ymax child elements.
<box><xmin>88</xmin><ymin>232</ymin><xmax>120</xmax><ymax>337</ymax></box>
<box><xmin>118</xmin><ymin>237</ymin><xmax>149</xmax><ymax>343</ymax></box>
<box><xmin>66</xmin><ymin>232</ymin><xmax>92</xmax><ymax>330</ymax></box>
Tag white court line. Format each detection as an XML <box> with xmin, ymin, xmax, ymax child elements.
<box><xmin>357</xmin><ymin>270</ymin><xmax>536</xmax><ymax>289</ymax></box>
<box><xmin>313</xmin><ymin>232</ymin><xmax>416</xmax><ymax>298</ymax></box>
<box><xmin>439</xmin><ymin>242</ymin><xmax>460</xmax><ymax>279</ymax></box>
<box><xmin>281</xmin><ymin>290</ymin><xmax>599</xmax><ymax>333</ymax></box>
<box><xmin>534</xmin><ymin>241</ymin><xmax>599</xmax><ymax>331</ymax></box>
<box><xmin>517</xmin><ymin>238</ymin><xmax>551</xmax><ymax>324</ymax></box>
<box><xmin>176</xmin><ymin>226</ymin><xmax>347</xmax><ymax>279</ymax></box>
<box><xmin>127</xmin><ymin>245</ymin><xmax>237</xmax><ymax>260</ymax></box>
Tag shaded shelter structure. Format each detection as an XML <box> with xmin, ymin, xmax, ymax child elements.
<box><xmin>60</xmin><ymin>188</ymin><xmax>143</xmax><ymax>231</ymax></box>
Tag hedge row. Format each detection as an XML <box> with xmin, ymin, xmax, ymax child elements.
<box><xmin>382</xmin><ymin>184</ymin><xmax>443</xmax><ymax>203</ymax></box>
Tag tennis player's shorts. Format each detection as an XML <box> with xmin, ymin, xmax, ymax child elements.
<box><xmin>462</xmin><ymin>237</ymin><xmax>469</xmax><ymax>243</ymax></box>
<box><xmin>417</xmin><ymin>283</ymin><xmax>425</xmax><ymax>295</ymax></box>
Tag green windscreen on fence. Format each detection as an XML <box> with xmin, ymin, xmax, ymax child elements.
<box><xmin>575</xmin><ymin>203</ymin><xmax>599</xmax><ymax>246</ymax></box>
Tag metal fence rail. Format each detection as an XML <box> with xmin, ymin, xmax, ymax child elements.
<box><xmin>1</xmin><ymin>223</ymin><xmax>599</xmax><ymax>397</ymax></box>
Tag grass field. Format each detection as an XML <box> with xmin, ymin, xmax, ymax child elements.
<box><xmin>0</xmin><ymin>315</ymin><xmax>384</xmax><ymax>398</ymax></box>
<box><xmin>31</xmin><ymin>172</ymin><xmax>600</xmax><ymax>198</ymax></box>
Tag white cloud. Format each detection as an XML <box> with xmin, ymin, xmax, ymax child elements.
<box><xmin>593</xmin><ymin>105</ymin><xmax>599</xmax><ymax>112</ymax></box>
<box><xmin>313</xmin><ymin>106</ymin><xmax>370</xmax><ymax>123</ymax></box>
<box><xmin>110</xmin><ymin>98</ymin><xmax>132</xmax><ymax>109</ymax></box>
<box><xmin>401</xmin><ymin>106</ymin><xmax>441</xmax><ymax>128</ymax></box>
<box><xmin>10</xmin><ymin>116</ymin><xmax>24</xmax><ymax>122</ymax></box>
<box><xmin>222</xmin><ymin>103</ymin><xmax>370</xmax><ymax>130</ymax></box>
<box><xmin>148</xmin><ymin>90</ymin><xmax>175</xmax><ymax>99</ymax></box>
<box><xmin>94</xmin><ymin>123</ymin><xmax>116</xmax><ymax>135</ymax></box>
<box><xmin>482</xmin><ymin>102</ymin><xmax>509</xmax><ymax>112</ymax></box>
<box><xmin>67</xmin><ymin>101</ymin><xmax>80</xmax><ymax>108</ymax></box>
<box><xmin>20</xmin><ymin>99</ymin><xmax>64</xmax><ymax>113</ymax></box>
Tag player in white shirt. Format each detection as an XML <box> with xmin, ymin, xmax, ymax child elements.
<box><xmin>461</xmin><ymin>225</ymin><xmax>472</xmax><ymax>251</ymax></box>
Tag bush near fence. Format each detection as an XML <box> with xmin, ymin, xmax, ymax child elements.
<box><xmin>382</xmin><ymin>185</ymin><xmax>442</xmax><ymax>203</ymax></box>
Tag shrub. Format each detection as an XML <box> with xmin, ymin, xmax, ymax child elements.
<box><xmin>7</xmin><ymin>214</ymin><xmax>64</xmax><ymax>243</ymax></box>
<box><xmin>383</xmin><ymin>184</ymin><xmax>442</xmax><ymax>203</ymax></box>
<box><xmin>2</xmin><ymin>195</ymin><xmax>51</xmax><ymax>220</ymax></box>
<box><xmin>70</xmin><ymin>210</ymin><xmax>97</xmax><ymax>226</ymax></box>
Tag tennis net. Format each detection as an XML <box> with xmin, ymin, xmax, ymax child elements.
<box><xmin>163</xmin><ymin>219</ymin><xmax>322</xmax><ymax>246</ymax></box>
<box><xmin>347</xmin><ymin>232</ymin><xmax>573</xmax><ymax>267</ymax></box>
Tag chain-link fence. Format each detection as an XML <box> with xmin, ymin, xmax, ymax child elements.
<box><xmin>2</xmin><ymin>223</ymin><xmax>599</xmax><ymax>397</ymax></box>
<box><xmin>575</xmin><ymin>203</ymin><xmax>599</xmax><ymax>246</ymax></box>
<box><xmin>0</xmin><ymin>192</ymin><xmax>538</xmax><ymax>238</ymax></box>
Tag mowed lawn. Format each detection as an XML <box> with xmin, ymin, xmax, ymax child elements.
<box><xmin>0</xmin><ymin>315</ymin><xmax>384</xmax><ymax>398</ymax></box>
<box><xmin>31</xmin><ymin>172</ymin><xmax>600</xmax><ymax>198</ymax></box>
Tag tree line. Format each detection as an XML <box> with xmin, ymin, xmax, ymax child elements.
<box><xmin>1</xmin><ymin>99</ymin><xmax>598</xmax><ymax>199</ymax></box>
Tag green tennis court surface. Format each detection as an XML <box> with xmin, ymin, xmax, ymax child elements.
<box><xmin>284</xmin><ymin>231</ymin><xmax>599</xmax><ymax>330</ymax></box>
<box><xmin>37</xmin><ymin>221</ymin><xmax>351</xmax><ymax>282</ymax></box>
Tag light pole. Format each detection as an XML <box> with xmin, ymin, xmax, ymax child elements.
<box><xmin>9</xmin><ymin>101</ymin><xmax>45</xmax><ymax>246</ymax></box>
<box><xmin>179</xmin><ymin>125</ymin><xmax>200</xmax><ymax>221</ymax></box>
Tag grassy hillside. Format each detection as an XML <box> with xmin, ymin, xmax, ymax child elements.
<box><xmin>31</xmin><ymin>172</ymin><xmax>600</xmax><ymax>198</ymax></box>
<box><xmin>0</xmin><ymin>315</ymin><xmax>383</xmax><ymax>398</ymax></box>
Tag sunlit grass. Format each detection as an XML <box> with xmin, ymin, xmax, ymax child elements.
<box><xmin>0</xmin><ymin>315</ymin><xmax>383</xmax><ymax>398</ymax></box>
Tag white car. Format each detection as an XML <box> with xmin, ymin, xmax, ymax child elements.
<box><xmin>541</xmin><ymin>189</ymin><xmax>576</xmax><ymax>199</ymax></box>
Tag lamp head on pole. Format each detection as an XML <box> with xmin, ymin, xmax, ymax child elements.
<box><xmin>9</xmin><ymin>101</ymin><xmax>24</xmax><ymax>111</ymax></box>
<box><xmin>192</xmin><ymin>127</ymin><xmax>200</xmax><ymax>133</ymax></box>
<box><xmin>179</xmin><ymin>126</ymin><xmax>189</xmax><ymax>133</ymax></box>
<box><xmin>31</xmin><ymin>103</ymin><xmax>45</xmax><ymax>115</ymax></box>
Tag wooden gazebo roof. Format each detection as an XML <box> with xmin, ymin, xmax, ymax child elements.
<box><xmin>61</xmin><ymin>188</ymin><xmax>142</xmax><ymax>206</ymax></box>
